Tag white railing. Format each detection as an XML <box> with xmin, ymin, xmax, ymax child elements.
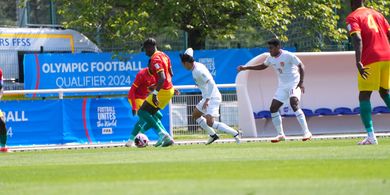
<box><xmin>3</xmin><ymin>84</ymin><xmax>236</xmax><ymax>97</ymax></box>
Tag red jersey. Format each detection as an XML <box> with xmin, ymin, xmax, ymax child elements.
<box><xmin>128</xmin><ymin>68</ymin><xmax>156</xmax><ymax>110</ymax></box>
<box><xmin>346</xmin><ymin>7</ymin><xmax>390</xmax><ymax>66</ymax></box>
<box><xmin>149</xmin><ymin>51</ymin><xmax>173</xmax><ymax>89</ymax></box>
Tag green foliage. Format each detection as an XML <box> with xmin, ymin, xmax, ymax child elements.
<box><xmin>55</xmin><ymin>0</ymin><xmax>390</xmax><ymax>51</ymax></box>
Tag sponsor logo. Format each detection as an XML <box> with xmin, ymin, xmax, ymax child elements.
<box><xmin>102</xmin><ymin>128</ymin><xmax>113</xmax><ymax>135</ymax></box>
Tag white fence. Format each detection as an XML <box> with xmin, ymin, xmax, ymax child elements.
<box><xmin>3</xmin><ymin>84</ymin><xmax>238</xmax><ymax>136</ymax></box>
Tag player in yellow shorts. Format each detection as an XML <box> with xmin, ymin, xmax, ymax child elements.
<box><xmin>138</xmin><ymin>38</ymin><xmax>175</xmax><ymax>147</ymax></box>
<box><xmin>346</xmin><ymin>0</ymin><xmax>390</xmax><ymax>145</ymax></box>
<box><xmin>125</xmin><ymin>67</ymin><xmax>167</xmax><ymax>147</ymax></box>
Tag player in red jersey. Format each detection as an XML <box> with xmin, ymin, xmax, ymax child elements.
<box><xmin>125</xmin><ymin>67</ymin><xmax>168</xmax><ymax>147</ymax></box>
<box><xmin>0</xmin><ymin>68</ymin><xmax>9</xmax><ymax>152</ymax></box>
<box><xmin>346</xmin><ymin>0</ymin><xmax>390</xmax><ymax>145</ymax></box>
<box><xmin>138</xmin><ymin>38</ymin><xmax>175</xmax><ymax>147</ymax></box>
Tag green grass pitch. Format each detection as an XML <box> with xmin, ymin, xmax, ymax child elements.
<box><xmin>1</xmin><ymin>138</ymin><xmax>390</xmax><ymax>195</ymax></box>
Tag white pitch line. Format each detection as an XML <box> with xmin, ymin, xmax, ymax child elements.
<box><xmin>7</xmin><ymin>132</ymin><xmax>390</xmax><ymax>152</ymax></box>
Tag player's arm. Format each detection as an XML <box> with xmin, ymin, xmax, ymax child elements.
<box><xmin>351</xmin><ymin>33</ymin><xmax>369</xmax><ymax>79</ymax></box>
<box><xmin>297</xmin><ymin>63</ymin><xmax>305</xmax><ymax>93</ymax></box>
<box><xmin>128</xmin><ymin>73</ymin><xmax>141</xmax><ymax>115</ymax></box>
<box><xmin>237</xmin><ymin>63</ymin><xmax>268</xmax><ymax>72</ymax></box>
<box><xmin>128</xmin><ymin>86</ymin><xmax>138</xmax><ymax>115</ymax></box>
<box><xmin>152</xmin><ymin>70</ymin><xmax>166</xmax><ymax>106</ymax></box>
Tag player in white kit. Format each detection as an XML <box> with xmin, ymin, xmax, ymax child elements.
<box><xmin>237</xmin><ymin>38</ymin><xmax>312</xmax><ymax>142</ymax></box>
<box><xmin>180</xmin><ymin>48</ymin><xmax>241</xmax><ymax>145</ymax></box>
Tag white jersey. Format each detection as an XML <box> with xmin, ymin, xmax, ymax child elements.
<box><xmin>192</xmin><ymin>62</ymin><xmax>221</xmax><ymax>99</ymax></box>
<box><xmin>264</xmin><ymin>50</ymin><xmax>302</xmax><ymax>86</ymax></box>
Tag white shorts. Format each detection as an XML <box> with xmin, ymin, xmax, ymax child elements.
<box><xmin>196</xmin><ymin>98</ymin><xmax>221</xmax><ymax>117</ymax></box>
<box><xmin>273</xmin><ymin>85</ymin><xmax>302</xmax><ymax>104</ymax></box>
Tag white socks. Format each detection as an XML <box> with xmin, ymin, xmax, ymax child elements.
<box><xmin>212</xmin><ymin>121</ymin><xmax>238</xmax><ymax>136</ymax></box>
<box><xmin>196</xmin><ymin>116</ymin><xmax>216</xmax><ymax>135</ymax></box>
<box><xmin>295</xmin><ymin>109</ymin><xmax>310</xmax><ymax>134</ymax></box>
<box><xmin>271</xmin><ymin>112</ymin><xmax>284</xmax><ymax>135</ymax></box>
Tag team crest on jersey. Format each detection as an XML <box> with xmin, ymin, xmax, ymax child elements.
<box><xmin>154</xmin><ymin>63</ymin><xmax>160</xmax><ymax>69</ymax></box>
<box><xmin>280</xmin><ymin>62</ymin><xmax>285</xmax><ymax>67</ymax></box>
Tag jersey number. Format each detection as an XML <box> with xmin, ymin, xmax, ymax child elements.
<box><xmin>367</xmin><ymin>14</ymin><xmax>379</xmax><ymax>32</ymax></box>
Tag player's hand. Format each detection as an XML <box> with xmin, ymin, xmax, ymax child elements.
<box><xmin>237</xmin><ymin>65</ymin><xmax>246</xmax><ymax>72</ymax></box>
<box><xmin>152</xmin><ymin>94</ymin><xmax>159</xmax><ymax>106</ymax></box>
<box><xmin>357</xmin><ymin>62</ymin><xmax>370</xmax><ymax>79</ymax></box>
<box><xmin>174</xmin><ymin>88</ymin><xmax>180</xmax><ymax>95</ymax></box>
<box><xmin>202</xmin><ymin>99</ymin><xmax>209</xmax><ymax>110</ymax></box>
<box><xmin>297</xmin><ymin>82</ymin><xmax>305</xmax><ymax>94</ymax></box>
<box><xmin>132</xmin><ymin>110</ymin><xmax>137</xmax><ymax>116</ymax></box>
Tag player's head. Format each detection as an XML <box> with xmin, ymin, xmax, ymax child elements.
<box><xmin>143</xmin><ymin>38</ymin><xmax>157</xmax><ymax>57</ymax></box>
<box><xmin>267</xmin><ymin>38</ymin><xmax>281</xmax><ymax>57</ymax></box>
<box><xmin>350</xmin><ymin>0</ymin><xmax>365</xmax><ymax>11</ymax></box>
<box><xmin>180</xmin><ymin>48</ymin><xmax>195</xmax><ymax>70</ymax></box>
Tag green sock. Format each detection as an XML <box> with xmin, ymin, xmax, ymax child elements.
<box><xmin>383</xmin><ymin>93</ymin><xmax>390</xmax><ymax>109</ymax></box>
<box><xmin>0</xmin><ymin>119</ymin><xmax>6</xmax><ymax>147</ymax></box>
<box><xmin>138</xmin><ymin>110</ymin><xmax>166</xmax><ymax>137</ymax></box>
<box><xmin>129</xmin><ymin>119</ymin><xmax>146</xmax><ymax>141</ymax></box>
<box><xmin>140</xmin><ymin>111</ymin><xmax>163</xmax><ymax>133</ymax></box>
<box><xmin>360</xmin><ymin>100</ymin><xmax>374</xmax><ymax>133</ymax></box>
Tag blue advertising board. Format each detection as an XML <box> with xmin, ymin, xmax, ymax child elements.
<box><xmin>0</xmin><ymin>100</ymin><xmax>63</xmax><ymax>145</ymax></box>
<box><xmin>1</xmin><ymin>98</ymin><xmax>169</xmax><ymax>146</ymax></box>
<box><xmin>23</xmin><ymin>52</ymin><xmax>148</xmax><ymax>96</ymax></box>
<box><xmin>23</xmin><ymin>47</ymin><xmax>295</xmax><ymax>96</ymax></box>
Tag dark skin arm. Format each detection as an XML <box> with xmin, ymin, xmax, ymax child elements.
<box><xmin>297</xmin><ymin>64</ymin><xmax>305</xmax><ymax>93</ymax></box>
<box><xmin>237</xmin><ymin>63</ymin><xmax>268</xmax><ymax>72</ymax></box>
<box><xmin>152</xmin><ymin>71</ymin><xmax>166</xmax><ymax>106</ymax></box>
<box><xmin>351</xmin><ymin>33</ymin><xmax>370</xmax><ymax>79</ymax></box>
<box><xmin>387</xmin><ymin>31</ymin><xmax>390</xmax><ymax>43</ymax></box>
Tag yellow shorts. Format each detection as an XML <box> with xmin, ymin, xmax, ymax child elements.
<box><xmin>146</xmin><ymin>88</ymin><xmax>174</xmax><ymax>109</ymax></box>
<box><xmin>128</xmin><ymin>98</ymin><xmax>145</xmax><ymax>110</ymax></box>
<box><xmin>358</xmin><ymin>61</ymin><xmax>390</xmax><ymax>91</ymax></box>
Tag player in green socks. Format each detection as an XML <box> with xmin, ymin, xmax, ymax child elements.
<box><xmin>346</xmin><ymin>0</ymin><xmax>390</xmax><ymax>145</ymax></box>
<box><xmin>138</xmin><ymin>38</ymin><xmax>175</xmax><ymax>147</ymax></box>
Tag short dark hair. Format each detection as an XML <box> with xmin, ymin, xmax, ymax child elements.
<box><xmin>267</xmin><ymin>38</ymin><xmax>281</xmax><ymax>47</ymax></box>
<box><xmin>180</xmin><ymin>53</ymin><xmax>194</xmax><ymax>63</ymax></box>
<box><xmin>143</xmin><ymin>38</ymin><xmax>157</xmax><ymax>48</ymax></box>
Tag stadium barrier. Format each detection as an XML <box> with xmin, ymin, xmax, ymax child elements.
<box><xmin>2</xmin><ymin>85</ymin><xmax>237</xmax><ymax>146</ymax></box>
<box><xmin>236</xmin><ymin>51</ymin><xmax>390</xmax><ymax>138</ymax></box>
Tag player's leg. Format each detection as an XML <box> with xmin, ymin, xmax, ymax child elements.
<box><xmin>153</xmin><ymin>88</ymin><xmax>175</xmax><ymax>147</ymax></box>
<box><xmin>203</xmin><ymin>98</ymin><xmax>241</xmax><ymax>144</ymax></box>
<box><xmin>138</xmin><ymin>102</ymin><xmax>172</xmax><ymax>147</ymax></box>
<box><xmin>192</xmin><ymin>105</ymin><xmax>218</xmax><ymax>145</ymax></box>
<box><xmin>357</xmin><ymin>62</ymin><xmax>380</xmax><ymax>145</ymax></box>
<box><xmin>270</xmin><ymin>98</ymin><xmax>285</xmax><ymax>142</ymax></box>
<box><xmin>0</xmin><ymin>114</ymin><xmax>8</xmax><ymax>152</ymax></box>
<box><xmin>289</xmin><ymin>87</ymin><xmax>311</xmax><ymax>141</ymax></box>
<box><xmin>358</xmin><ymin>91</ymin><xmax>377</xmax><ymax>144</ymax></box>
<box><xmin>125</xmin><ymin>119</ymin><xmax>147</xmax><ymax>147</ymax></box>
<box><xmin>140</xmin><ymin>110</ymin><xmax>164</xmax><ymax>134</ymax></box>
<box><xmin>379</xmin><ymin>61</ymin><xmax>390</xmax><ymax>108</ymax></box>
<box><xmin>126</xmin><ymin>98</ymin><xmax>147</xmax><ymax>147</ymax></box>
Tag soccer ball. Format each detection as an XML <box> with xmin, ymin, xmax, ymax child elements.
<box><xmin>134</xmin><ymin>133</ymin><xmax>149</xmax><ymax>148</ymax></box>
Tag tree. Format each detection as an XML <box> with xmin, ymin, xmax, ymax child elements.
<box><xmin>56</xmin><ymin>0</ymin><xmax>151</xmax><ymax>51</ymax></box>
<box><xmin>55</xmin><ymin>0</ymin><xmax>390</xmax><ymax>51</ymax></box>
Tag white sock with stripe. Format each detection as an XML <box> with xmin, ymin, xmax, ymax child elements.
<box><xmin>212</xmin><ymin>121</ymin><xmax>238</xmax><ymax>136</ymax></box>
<box><xmin>295</xmin><ymin>109</ymin><xmax>309</xmax><ymax>134</ymax></box>
<box><xmin>271</xmin><ymin>112</ymin><xmax>284</xmax><ymax>136</ymax></box>
<box><xmin>196</xmin><ymin>116</ymin><xmax>216</xmax><ymax>136</ymax></box>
